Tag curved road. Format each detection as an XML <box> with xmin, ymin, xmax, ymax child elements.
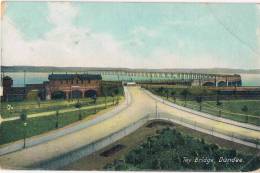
<box><xmin>0</xmin><ymin>86</ymin><xmax>259</xmax><ymax>169</ymax></box>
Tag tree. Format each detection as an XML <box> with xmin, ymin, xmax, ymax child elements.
<box><xmin>241</xmin><ymin>105</ymin><xmax>248</xmax><ymax>112</ymax></box>
<box><xmin>20</xmin><ymin>110</ymin><xmax>27</xmax><ymax>122</ymax></box>
<box><xmin>102</xmin><ymin>86</ymin><xmax>108</xmax><ymax>108</ymax></box>
<box><xmin>180</xmin><ymin>89</ymin><xmax>190</xmax><ymax>107</ymax></box>
<box><xmin>215</xmin><ymin>90</ymin><xmax>223</xmax><ymax>116</ymax></box>
<box><xmin>165</xmin><ymin>88</ymin><xmax>169</xmax><ymax>100</ymax></box>
<box><xmin>37</xmin><ymin>97</ymin><xmax>41</xmax><ymax>108</ymax></box>
<box><xmin>195</xmin><ymin>96</ymin><xmax>203</xmax><ymax>111</ymax></box>
<box><xmin>20</xmin><ymin>110</ymin><xmax>27</xmax><ymax>148</ymax></box>
<box><xmin>170</xmin><ymin>90</ymin><xmax>176</xmax><ymax>103</ymax></box>
<box><xmin>75</xmin><ymin>100</ymin><xmax>82</xmax><ymax>120</ymax></box>
<box><xmin>112</xmin><ymin>93</ymin><xmax>115</xmax><ymax>105</ymax></box>
<box><xmin>114</xmin><ymin>87</ymin><xmax>120</xmax><ymax>105</ymax></box>
<box><xmin>55</xmin><ymin>110</ymin><xmax>59</xmax><ymax>129</ymax></box>
<box><xmin>216</xmin><ymin>90</ymin><xmax>221</xmax><ymax>105</ymax></box>
<box><xmin>241</xmin><ymin>105</ymin><xmax>249</xmax><ymax>123</ymax></box>
<box><xmin>92</xmin><ymin>94</ymin><xmax>97</xmax><ymax>113</ymax></box>
<box><xmin>216</xmin><ymin>100</ymin><xmax>222</xmax><ymax>117</ymax></box>
<box><xmin>157</xmin><ymin>87</ymin><xmax>164</xmax><ymax>95</ymax></box>
<box><xmin>104</xmin><ymin>93</ymin><xmax>107</xmax><ymax>108</ymax></box>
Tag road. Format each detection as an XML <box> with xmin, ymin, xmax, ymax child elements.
<box><xmin>0</xmin><ymin>86</ymin><xmax>259</xmax><ymax>169</ymax></box>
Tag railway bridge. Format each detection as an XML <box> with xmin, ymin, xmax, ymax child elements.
<box><xmin>87</xmin><ymin>70</ymin><xmax>242</xmax><ymax>87</ymax></box>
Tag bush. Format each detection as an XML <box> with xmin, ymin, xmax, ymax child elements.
<box><xmin>106</xmin><ymin>128</ymin><xmax>260</xmax><ymax>171</ymax></box>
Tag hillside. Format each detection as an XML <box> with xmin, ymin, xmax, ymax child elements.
<box><xmin>1</xmin><ymin>66</ymin><xmax>260</xmax><ymax>74</ymax></box>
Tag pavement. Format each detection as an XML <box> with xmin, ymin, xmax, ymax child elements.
<box><xmin>0</xmin><ymin>86</ymin><xmax>259</xmax><ymax>169</ymax></box>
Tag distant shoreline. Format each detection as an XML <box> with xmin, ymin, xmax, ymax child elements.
<box><xmin>1</xmin><ymin>66</ymin><xmax>260</xmax><ymax>74</ymax></box>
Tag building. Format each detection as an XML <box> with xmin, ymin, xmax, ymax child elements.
<box><xmin>45</xmin><ymin>73</ymin><xmax>102</xmax><ymax>100</ymax></box>
<box><xmin>1</xmin><ymin>73</ymin><xmax>102</xmax><ymax>101</ymax></box>
<box><xmin>2</xmin><ymin>76</ymin><xmax>26</xmax><ymax>101</ymax></box>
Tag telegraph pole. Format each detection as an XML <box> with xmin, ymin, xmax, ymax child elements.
<box><xmin>23</xmin><ymin>70</ymin><xmax>26</xmax><ymax>98</ymax></box>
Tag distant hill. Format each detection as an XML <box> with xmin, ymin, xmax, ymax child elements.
<box><xmin>1</xmin><ymin>66</ymin><xmax>260</xmax><ymax>74</ymax></box>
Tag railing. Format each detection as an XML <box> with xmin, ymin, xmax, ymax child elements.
<box><xmin>153</xmin><ymin>113</ymin><xmax>260</xmax><ymax>148</ymax></box>
<box><xmin>31</xmin><ymin>115</ymin><xmax>149</xmax><ymax>169</ymax></box>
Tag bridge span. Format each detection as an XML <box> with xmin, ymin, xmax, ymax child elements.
<box><xmin>87</xmin><ymin>70</ymin><xmax>242</xmax><ymax>87</ymax></box>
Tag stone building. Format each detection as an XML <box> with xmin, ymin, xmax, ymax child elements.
<box><xmin>45</xmin><ymin>73</ymin><xmax>102</xmax><ymax>100</ymax></box>
<box><xmin>1</xmin><ymin>73</ymin><xmax>102</xmax><ymax>101</ymax></box>
<box><xmin>2</xmin><ymin>76</ymin><xmax>26</xmax><ymax>101</ymax></box>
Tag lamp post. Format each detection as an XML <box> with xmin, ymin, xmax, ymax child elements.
<box><xmin>93</xmin><ymin>94</ymin><xmax>97</xmax><ymax>113</ymax></box>
<box><xmin>23</xmin><ymin>122</ymin><xmax>27</xmax><ymax>148</ymax></box>
<box><xmin>20</xmin><ymin>110</ymin><xmax>27</xmax><ymax>149</ymax></box>
<box><xmin>55</xmin><ymin>110</ymin><xmax>59</xmax><ymax>129</ymax></box>
<box><xmin>75</xmin><ymin>100</ymin><xmax>82</xmax><ymax>120</ymax></box>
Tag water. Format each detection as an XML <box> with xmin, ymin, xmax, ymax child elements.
<box><xmin>240</xmin><ymin>73</ymin><xmax>260</xmax><ymax>86</ymax></box>
<box><xmin>3</xmin><ymin>72</ymin><xmax>260</xmax><ymax>87</ymax></box>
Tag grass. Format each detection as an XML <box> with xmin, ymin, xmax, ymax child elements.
<box><xmin>0</xmin><ymin>105</ymin><xmax>112</xmax><ymax>145</ymax></box>
<box><xmin>1</xmin><ymin>96</ymin><xmax>120</xmax><ymax>118</ymax></box>
<box><xmin>0</xmin><ymin>83</ymin><xmax>124</xmax><ymax>145</ymax></box>
<box><xmin>1</xmin><ymin>83</ymin><xmax>124</xmax><ymax>119</ymax></box>
<box><xmin>147</xmin><ymin>87</ymin><xmax>260</xmax><ymax>126</ymax></box>
<box><xmin>172</xmin><ymin>99</ymin><xmax>260</xmax><ymax>126</ymax></box>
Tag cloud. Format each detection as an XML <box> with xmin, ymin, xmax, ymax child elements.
<box><xmin>139</xmin><ymin>49</ymin><xmax>230</xmax><ymax>69</ymax></box>
<box><xmin>47</xmin><ymin>2</ymin><xmax>77</xmax><ymax>27</ymax></box>
<box><xmin>2</xmin><ymin>2</ymin><xmax>259</xmax><ymax>69</ymax></box>
<box><xmin>2</xmin><ymin>2</ymin><xmax>138</xmax><ymax>68</ymax></box>
<box><xmin>255</xmin><ymin>4</ymin><xmax>260</xmax><ymax>68</ymax></box>
<box><xmin>131</xmin><ymin>26</ymin><xmax>157</xmax><ymax>38</ymax></box>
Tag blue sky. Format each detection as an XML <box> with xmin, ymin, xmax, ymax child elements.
<box><xmin>2</xmin><ymin>2</ymin><xmax>260</xmax><ymax>69</ymax></box>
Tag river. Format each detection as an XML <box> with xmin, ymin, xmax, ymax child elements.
<box><xmin>3</xmin><ymin>72</ymin><xmax>260</xmax><ymax>87</ymax></box>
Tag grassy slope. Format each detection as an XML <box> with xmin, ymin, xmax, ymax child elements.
<box><xmin>147</xmin><ymin>88</ymin><xmax>260</xmax><ymax>125</ymax></box>
<box><xmin>0</xmin><ymin>96</ymin><xmax>123</xmax><ymax>145</ymax></box>
<box><xmin>173</xmin><ymin>99</ymin><xmax>260</xmax><ymax>125</ymax></box>
<box><xmin>1</xmin><ymin>97</ymin><xmax>117</xmax><ymax>118</ymax></box>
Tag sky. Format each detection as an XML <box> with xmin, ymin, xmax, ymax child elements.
<box><xmin>1</xmin><ymin>2</ymin><xmax>260</xmax><ymax>69</ymax></box>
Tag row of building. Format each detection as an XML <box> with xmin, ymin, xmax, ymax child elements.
<box><xmin>1</xmin><ymin>74</ymin><xmax>102</xmax><ymax>102</ymax></box>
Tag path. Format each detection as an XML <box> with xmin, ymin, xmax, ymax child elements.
<box><xmin>1</xmin><ymin>101</ymin><xmax>116</xmax><ymax>122</ymax></box>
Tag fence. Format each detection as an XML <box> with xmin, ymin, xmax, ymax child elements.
<box><xmin>31</xmin><ymin>116</ymin><xmax>149</xmax><ymax>169</ymax></box>
<box><xmin>153</xmin><ymin>113</ymin><xmax>260</xmax><ymax>149</ymax></box>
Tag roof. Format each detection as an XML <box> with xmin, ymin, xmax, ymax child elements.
<box><xmin>3</xmin><ymin>76</ymin><xmax>13</xmax><ymax>81</ymax></box>
<box><xmin>48</xmin><ymin>74</ymin><xmax>102</xmax><ymax>80</ymax></box>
